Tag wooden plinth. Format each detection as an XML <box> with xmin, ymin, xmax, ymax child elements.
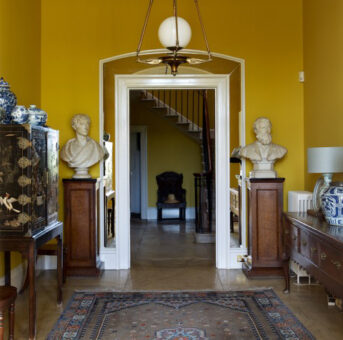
<box><xmin>242</xmin><ymin>261</ymin><xmax>284</xmax><ymax>279</ymax></box>
<box><xmin>244</xmin><ymin>178</ymin><xmax>285</xmax><ymax>278</ymax></box>
<box><xmin>63</xmin><ymin>179</ymin><xmax>103</xmax><ymax>276</ymax></box>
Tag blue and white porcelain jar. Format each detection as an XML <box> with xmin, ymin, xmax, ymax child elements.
<box><xmin>321</xmin><ymin>182</ymin><xmax>343</xmax><ymax>226</ymax></box>
<box><xmin>11</xmin><ymin>105</ymin><xmax>29</xmax><ymax>124</ymax></box>
<box><xmin>28</xmin><ymin>104</ymin><xmax>47</xmax><ymax>126</ymax></box>
<box><xmin>0</xmin><ymin>77</ymin><xmax>17</xmax><ymax>123</ymax></box>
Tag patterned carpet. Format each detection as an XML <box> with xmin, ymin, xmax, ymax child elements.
<box><xmin>47</xmin><ymin>290</ymin><xmax>315</xmax><ymax>339</ymax></box>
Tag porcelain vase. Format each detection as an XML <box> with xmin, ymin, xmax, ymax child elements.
<box><xmin>11</xmin><ymin>105</ymin><xmax>29</xmax><ymax>124</ymax></box>
<box><xmin>28</xmin><ymin>104</ymin><xmax>47</xmax><ymax>126</ymax></box>
<box><xmin>321</xmin><ymin>182</ymin><xmax>343</xmax><ymax>226</ymax></box>
<box><xmin>0</xmin><ymin>77</ymin><xmax>17</xmax><ymax>123</ymax></box>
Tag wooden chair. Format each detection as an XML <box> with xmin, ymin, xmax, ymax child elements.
<box><xmin>0</xmin><ymin>286</ymin><xmax>17</xmax><ymax>340</ymax></box>
<box><xmin>156</xmin><ymin>171</ymin><xmax>186</xmax><ymax>220</ymax></box>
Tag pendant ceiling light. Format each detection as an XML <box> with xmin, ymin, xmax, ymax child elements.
<box><xmin>136</xmin><ymin>0</ymin><xmax>212</xmax><ymax>76</ymax></box>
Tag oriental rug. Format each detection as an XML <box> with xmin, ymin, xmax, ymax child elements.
<box><xmin>47</xmin><ymin>290</ymin><xmax>315</xmax><ymax>340</ymax></box>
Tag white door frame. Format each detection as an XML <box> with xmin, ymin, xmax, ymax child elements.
<box><xmin>98</xmin><ymin>50</ymin><xmax>247</xmax><ymax>270</ymax></box>
<box><xmin>130</xmin><ymin>126</ymin><xmax>148</xmax><ymax>219</ymax></box>
<box><xmin>115</xmin><ymin>74</ymin><xmax>230</xmax><ymax>269</ymax></box>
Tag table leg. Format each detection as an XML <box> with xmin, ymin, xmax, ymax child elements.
<box><xmin>0</xmin><ymin>310</ymin><xmax>4</xmax><ymax>340</ymax></box>
<box><xmin>28</xmin><ymin>243</ymin><xmax>36</xmax><ymax>340</ymax></box>
<box><xmin>56</xmin><ymin>235</ymin><xmax>63</xmax><ymax>305</ymax></box>
<box><xmin>283</xmin><ymin>257</ymin><xmax>290</xmax><ymax>294</ymax></box>
<box><xmin>4</xmin><ymin>251</ymin><xmax>10</xmax><ymax>286</ymax></box>
<box><xmin>9</xmin><ymin>303</ymin><xmax>15</xmax><ymax>340</ymax></box>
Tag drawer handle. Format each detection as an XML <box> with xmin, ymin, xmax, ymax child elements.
<box><xmin>302</xmin><ymin>240</ymin><xmax>307</xmax><ymax>247</ymax></box>
<box><xmin>310</xmin><ymin>247</ymin><xmax>317</xmax><ymax>254</ymax></box>
<box><xmin>321</xmin><ymin>252</ymin><xmax>327</xmax><ymax>261</ymax></box>
<box><xmin>331</xmin><ymin>260</ymin><xmax>341</xmax><ymax>269</ymax></box>
<box><xmin>284</xmin><ymin>229</ymin><xmax>289</xmax><ymax>235</ymax></box>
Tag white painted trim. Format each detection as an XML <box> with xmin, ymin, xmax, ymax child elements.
<box><xmin>228</xmin><ymin>248</ymin><xmax>248</xmax><ymax>269</ymax></box>
<box><xmin>99</xmin><ymin>60</ymin><xmax>106</xmax><ymax>255</ymax></box>
<box><xmin>115</xmin><ymin>74</ymin><xmax>231</xmax><ymax>269</ymax></box>
<box><xmin>0</xmin><ymin>262</ymin><xmax>27</xmax><ymax>290</ymax></box>
<box><xmin>147</xmin><ymin>207</ymin><xmax>195</xmax><ymax>220</ymax></box>
<box><xmin>98</xmin><ymin>49</ymin><xmax>247</xmax><ymax>269</ymax></box>
<box><xmin>239</xmin><ymin>60</ymin><xmax>247</xmax><ymax>250</ymax></box>
<box><xmin>130</xmin><ymin>126</ymin><xmax>148</xmax><ymax>219</ymax></box>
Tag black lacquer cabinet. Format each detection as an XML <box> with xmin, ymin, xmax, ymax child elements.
<box><xmin>0</xmin><ymin>124</ymin><xmax>59</xmax><ymax>236</ymax></box>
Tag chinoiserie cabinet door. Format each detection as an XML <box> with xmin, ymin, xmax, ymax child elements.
<box><xmin>31</xmin><ymin>127</ymin><xmax>48</xmax><ymax>229</ymax></box>
<box><xmin>0</xmin><ymin>124</ymin><xmax>32</xmax><ymax>235</ymax></box>
<box><xmin>0</xmin><ymin>124</ymin><xmax>60</xmax><ymax>236</ymax></box>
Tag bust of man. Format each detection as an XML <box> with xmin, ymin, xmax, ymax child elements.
<box><xmin>239</xmin><ymin>117</ymin><xmax>287</xmax><ymax>178</ymax></box>
<box><xmin>60</xmin><ymin>113</ymin><xmax>104</xmax><ymax>178</ymax></box>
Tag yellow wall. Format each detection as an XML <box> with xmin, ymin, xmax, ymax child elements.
<box><xmin>41</xmin><ymin>0</ymin><xmax>304</xmax><ymax>213</ymax></box>
<box><xmin>130</xmin><ymin>94</ymin><xmax>202</xmax><ymax>207</ymax></box>
<box><xmin>0</xmin><ymin>0</ymin><xmax>41</xmax><ymax>276</ymax></box>
<box><xmin>303</xmin><ymin>0</ymin><xmax>343</xmax><ymax>190</ymax></box>
<box><xmin>0</xmin><ymin>0</ymin><xmax>306</xmax><ymax>275</ymax></box>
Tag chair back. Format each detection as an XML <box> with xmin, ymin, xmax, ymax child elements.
<box><xmin>156</xmin><ymin>172</ymin><xmax>185</xmax><ymax>203</ymax></box>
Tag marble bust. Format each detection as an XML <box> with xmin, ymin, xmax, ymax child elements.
<box><xmin>60</xmin><ymin>113</ymin><xmax>104</xmax><ymax>178</ymax></box>
<box><xmin>239</xmin><ymin>117</ymin><xmax>287</xmax><ymax>178</ymax></box>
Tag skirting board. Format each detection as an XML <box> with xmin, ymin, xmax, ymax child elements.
<box><xmin>0</xmin><ymin>256</ymin><xmax>57</xmax><ymax>285</ymax></box>
<box><xmin>0</xmin><ymin>261</ymin><xmax>27</xmax><ymax>289</ymax></box>
<box><xmin>147</xmin><ymin>207</ymin><xmax>195</xmax><ymax>220</ymax></box>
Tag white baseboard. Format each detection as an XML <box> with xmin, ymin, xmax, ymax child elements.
<box><xmin>0</xmin><ymin>255</ymin><xmax>58</xmax><ymax>288</ymax></box>
<box><xmin>0</xmin><ymin>261</ymin><xmax>27</xmax><ymax>289</ymax></box>
<box><xmin>228</xmin><ymin>247</ymin><xmax>248</xmax><ymax>269</ymax></box>
<box><xmin>36</xmin><ymin>255</ymin><xmax>57</xmax><ymax>270</ymax></box>
<box><xmin>147</xmin><ymin>207</ymin><xmax>195</xmax><ymax>220</ymax></box>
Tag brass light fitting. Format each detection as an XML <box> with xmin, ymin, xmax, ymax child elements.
<box><xmin>136</xmin><ymin>0</ymin><xmax>212</xmax><ymax>76</ymax></box>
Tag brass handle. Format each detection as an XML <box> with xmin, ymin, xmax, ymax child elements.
<box><xmin>321</xmin><ymin>252</ymin><xmax>327</xmax><ymax>261</ymax></box>
<box><xmin>331</xmin><ymin>260</ymin><xmax>341</xmax><ymax>269</ymax></box>
<box><xmin>302</xmin><ymin>240</ymin><xmax>307</xmax><ymax>247</ymax></box>
<box><xmin>284</xmin><ymin>229</ymin><xmax>289</xmax><ymax>235</ymax></box>
<box><xmin>310</xmin><ymin>247</ymin><xmax>317</xmax><ymax>254</ymax></box>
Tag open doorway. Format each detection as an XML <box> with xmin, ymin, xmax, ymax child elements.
<box><xmin>99</xmin><ymin>51</ymin><xmax>247</xmax><ymax>269</ymax></box>
<box><xmin>129</xmin><ymin>89</ymin><xmax>216</xmax><ymax>267</ymax></box>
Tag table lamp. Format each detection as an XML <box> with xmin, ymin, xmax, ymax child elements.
<box><xmin>308</xmin><ymin>147</ymin><xmax>343</xmax><ymax>225</ymax></box>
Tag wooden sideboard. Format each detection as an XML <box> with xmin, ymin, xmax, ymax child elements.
<box><xmin>283</xmin><ymin>212</ymin><xmax>343</xmax><ymax>299</ymax></box>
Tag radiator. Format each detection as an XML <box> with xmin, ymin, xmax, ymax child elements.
<box><xmin>288</xmin><ymin>191</ymin><xmax>312</xmax><ymax>212</ymax></box>
<box><xmin>287</xmin><ymin>190</ymin><xmax>313</xmax><ymax>284</ymax></box>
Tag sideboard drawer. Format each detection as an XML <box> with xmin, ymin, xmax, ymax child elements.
<box><xmin>290</xmin><ymin>224</ymin><xmax>299</xmax><ymax>252</ymax></box>
<box><xmin>319</xmin><ymin>243</ymin><xmax>343</xmax><ymax>282</ymax></box>
<box><xmin>299</xmin><ymin>230</ymin><xmax>319</xmax><ymax>265</ymax></box>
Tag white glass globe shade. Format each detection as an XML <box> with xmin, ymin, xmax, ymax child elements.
<box><xmin>158</xmin><ymin>16</ymin><xmax>192</xmax><ymax>49</ymax></box>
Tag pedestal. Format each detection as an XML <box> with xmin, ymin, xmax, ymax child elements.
<box><xmin>63</xmin><ymin>179</ymin><xmax>103</xmax><ymax>276</ymax></box>
<box><xmin>243</xmin><ymin>178</ymin><xmax>285</xmax><ymax>278</ymax></box>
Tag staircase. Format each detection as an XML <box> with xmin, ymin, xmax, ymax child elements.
<box><xmin>137</xmin><ymin>89</ymin><xmax>215</xmax><ymax>238</ymax></box>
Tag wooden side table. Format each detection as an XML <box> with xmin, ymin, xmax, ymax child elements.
<box><xmin>0</xmin><ymin>221</ymin><xmax>63</xmax><ymax>340</ymax></box>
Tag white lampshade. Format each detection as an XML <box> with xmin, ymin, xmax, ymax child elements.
<box><xmin>158</xmin><ymin>16</ymin><xmax>192</xmax><ymax>49</ymax></box>
<box><xmin>308</xmin><ymin>147</ymin><xmax>343</xmax><ymax>173</ymax></box>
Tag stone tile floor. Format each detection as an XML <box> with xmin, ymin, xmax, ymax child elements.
<box><xmin>4</xmin><ymin>220</ymin><xmax>343</xmax><ymax>339</ymax></box>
